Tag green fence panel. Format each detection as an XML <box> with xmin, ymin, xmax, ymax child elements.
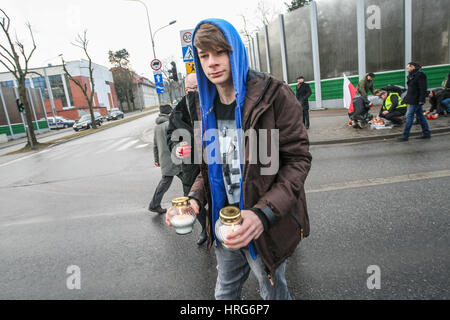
<box><xmin>423</xmin><ymin>65</ymin><xmax>450</xmax><ymax>88</ymax></box>
<box><xmin>12</xmin><ymin>124</ymin><xmax>25</xmax><ymax>134</ymax></box>
<box><xmin>39</xmin><ymin>120</ymin><xmax>49</xmax><ymax>129</ymax></box>
<box><xmin>0</xmin><ymin>126</ymin><xmax>11</xmax><ymax>136</ymax></box>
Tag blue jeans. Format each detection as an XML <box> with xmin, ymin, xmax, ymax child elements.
<box><xmin>214</xmin><ymin>243</ymin><xmax>292</xmax><ymax>300</ymax></box>
<box><xmin>402</xmin><ymin>104</ymin><xmax>431</xmax><ymax>138</ymax></box>
<box><xmin>442</xmin><ymin>98</ymin><xmax>450</xmax><ymax>113</ymax></box>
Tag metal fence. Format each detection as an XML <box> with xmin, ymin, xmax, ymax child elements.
<box><xmin>0</xmin><ymin>86</ymin><xmax>50</xmax><ymax>139</ymax></box>
<box><xmin>247</xmin><ymin>0</ymin><xmax>450</xmax><ymax>108</ymax></box>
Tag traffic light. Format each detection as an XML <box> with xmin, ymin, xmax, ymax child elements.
<box><xmin>16</xmin><ymin>99</ymin><xmax>24</xmax><ymax>113</ymax></box>
<box><xmin>169</xmin><ymin>61</ymin><xmax>178</xmax><ymax>82</ymax></box>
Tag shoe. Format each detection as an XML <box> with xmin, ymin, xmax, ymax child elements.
<box><xmin>196</xmin><ymin>229</ymin><xmax>207</xmax><ymax>245</ymax></box>
<box><xmin>415</xmin><ymin>135</ymin><xmax>431</xmax><ymax>139</ymax></box>
<box><xmin>397</xmin><ymin>136</ymin><xmax>408</xmax><ymax>142</ymax></box>
<box><xmin>148</xmin><ymin>205</ymin><xmax>167</xmax><ymax>214</ymax></box>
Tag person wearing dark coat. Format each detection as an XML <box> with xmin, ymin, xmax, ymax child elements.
<box><xmin>166</xmin><ymin>73</ymin><xmax>207</xmax><ymax>245</ymax></box>
<box><xmin>398</xmin><ymin>62</ymin><xmax>431</xmax><ymax>141</ymax></box>
<box><xmin>295</xmin><ymin>76</ymin><xmax>312</xmax><ymax>129</ymax></box>
<box><xmin>428</xmin><ymin>88</ymin><xmax>450</xmax><ymax>115</ymax></box>
<box><xmin>348</xmin><ymin>96</ymin><xmax>373</xmax><ymax>128</ymax></box>
<box><xmin>148</xmin><ymin>104</ymin><xmax>183</xmax><ymax>214</ymax></box>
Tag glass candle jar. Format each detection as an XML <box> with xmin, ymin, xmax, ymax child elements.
<box><xmin>167</xmin><ymin>196</ymin><xmax>196</xmax><ymax>235</ymax></box>
<box><xmin>214</xmin><ymin>206</ymin><xmax>243</xmax><ymax>250</ymax></box>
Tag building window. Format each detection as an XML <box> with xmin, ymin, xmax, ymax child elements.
<box><xmin>32</xmin><ymin>77</ymin><xmax>47</xmax><ymax>98</ymax></box>
<box><xmin>1</xmin><ymin>80</ymin><xmax>15</xmax><ymax>88</ymax></box>
<box><xmin>49</xmin><ymin>74</ymin><xmax>68</xmax><ymax>108</ymax></box>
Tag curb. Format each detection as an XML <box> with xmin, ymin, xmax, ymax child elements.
<box><xmin>46</xmin><ymin>109</ymin><xmax>159</xmax><ymax>147</ymax></box>
<box><xmin>310</xmin><ymin>127</ymin><xmax>450</xmax><ymax>145</ymax></box>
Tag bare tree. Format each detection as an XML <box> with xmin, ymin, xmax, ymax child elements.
<box><xmin>256</xmin><ymin>0</ymin><xmax>278</xmax><ymax>26</ymax></box>
<box><xmin>61</xmin><ymin>30</ymin><xmax>98</xmax><ymax>129</ymax></box>
<box><xmin>0</xmin><ymin>9</ymin><xmax>40</xmax><ymax>147</ymax></box>
<box><xmin>239</xmin><ymin>13</ymin><xmax>256</xmax><ymax>47</ymax></box>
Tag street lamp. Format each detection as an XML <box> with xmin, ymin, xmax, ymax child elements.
<box><xmin>125</xmin><ymin>0</ymin><xmax>176</xmax><ymax>59</ymax></box>
<box><xmin>125</xmin><ymin>0</ymin><xmax>177</xmax><ymax>107</ymax></box>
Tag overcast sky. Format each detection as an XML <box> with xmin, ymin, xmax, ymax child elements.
<box><xmin>1</xmin><ymin>0</ymin><xmax>284</xmax><ymax>79</ymax></box>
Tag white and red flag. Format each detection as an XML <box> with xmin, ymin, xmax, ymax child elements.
<box><xmin>343</xmin><ymin>74</ymin><xmax>357</xmax><ymax>113</ymax></box>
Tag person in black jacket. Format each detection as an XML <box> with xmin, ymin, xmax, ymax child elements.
<box><xmin>166</xmin><ymin>73</ymin><xmax>207</xmax><ymax>245</ymax></box>
<box><xmin>295</xmin><ymin>76</ymin><xmax>312</xmax><ymax>129</ymax></box>
<box><xmin>398</xmin><ymin>62</ymin><xmax>431</xmax><ymax>141</ymax></box>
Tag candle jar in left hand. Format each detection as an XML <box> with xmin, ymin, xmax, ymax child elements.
<box><xmin>167</xmin><ymin>196</ymin><xmax>197</xmax><ymax>235</ymax></box>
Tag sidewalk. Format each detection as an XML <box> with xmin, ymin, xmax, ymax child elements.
<box><xmin>308</xmin><ymin>106</ymin><xmax>450</xmax><ymax>145</ymax></box>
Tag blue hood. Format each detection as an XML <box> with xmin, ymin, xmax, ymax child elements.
<box><xmin>192</xmin><ymin>18</ymin><xmax>256</xmax><ymax>259</ymax></box>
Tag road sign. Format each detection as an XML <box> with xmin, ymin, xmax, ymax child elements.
<box><xmin>182</xmin><ymin>46</ymin><xmax>194</xmax><ymax>62</ymax></box>
<box><xmin>185</xmin><ymin>61</ymin><xmax>195</xmax><ymax>74</ymax></box>
<box><xmin>154</xmin><ymin>73</ymin><xmax>165</xmax><ymax>93</ymax></box>
<box><xmin>150</xmin><ymin>59</ymin><xmax>162</xmax><ymax>71</ymax></box>
<box><xmin>180</xmin><ymin>29</ymin><xmax>194</xmax><ymax>47</ymax></box>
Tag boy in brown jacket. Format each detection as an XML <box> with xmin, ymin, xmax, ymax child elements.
<box><xmin>166</xmin><ymin>19</ymin><xmax>312</xmax><ymax>300</ymax></box>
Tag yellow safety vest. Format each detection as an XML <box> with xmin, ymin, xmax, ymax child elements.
<box><xmin>383</xmin><ymin>93</ymin><xmax>407</xmax><ymax>111</ymax></box>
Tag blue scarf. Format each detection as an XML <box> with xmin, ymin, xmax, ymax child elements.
<box><xmin>192</xmin><ymin>18</ymin><xmax>257</xmax><ymax>259</ymax></box>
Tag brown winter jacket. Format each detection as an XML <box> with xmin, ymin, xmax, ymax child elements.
<box><xmin>190</xmin><ymin>70</ymin><xmax>312</xmax><ymax>276</ymax></box>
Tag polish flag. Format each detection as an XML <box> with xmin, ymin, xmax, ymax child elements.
<box><xmin>343</xmin><ymin>74</ymin><xmax>357</xmax><ymax>113</ymax></box>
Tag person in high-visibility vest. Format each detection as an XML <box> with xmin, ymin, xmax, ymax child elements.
<box><xmin>376</xmin><ymin>90</ymin><xmax>407</xmax><ymax>125</ymax></box>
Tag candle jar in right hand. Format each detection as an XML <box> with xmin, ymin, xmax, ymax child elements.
<box><xmin>214</xmin><ymin>206</ymin><xmax>242</xmax><ymax>250</ymax></box>
<box><xmin>167</xmin><ymin>196</ymin><xmax>196</xmax><ymax>235</ymax></box>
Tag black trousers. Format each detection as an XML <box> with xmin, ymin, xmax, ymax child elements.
<box><xmin>303</xmin><ymin>109</ymin><xmax>310</xmax><ymax>129</ymax></box>
<box><xmin>382</xmin><ymin>111</ymin><xmax>404</xmax><ymax>125</ymax></box>
<box><xmin>149</xmin><ymin>173</ymin><xmax>183</xmax><ymax>209</ymax></box>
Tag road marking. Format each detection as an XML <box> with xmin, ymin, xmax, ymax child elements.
<box><xmin>135</xmin><ymin>144</ymin><xmax>149</xmax><ymax>149</ymax></box>
<box><xmin>116</xmin><ymin>139</ymin><xmax>139</xmax><ymax>151</ymax></box>
<box><xmin>95</xmin><ymin>137</ymin><xmax>130</xmax><ymax>154</ymax></box>
<box><xmin>306</xmin><ymin>169</ymin><xmax>450</xmax><ymax>194</ymax></box>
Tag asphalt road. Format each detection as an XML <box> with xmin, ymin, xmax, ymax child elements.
<box><xmin>0</xmin><ymin>113</ymin><xmax>448</xmax><ymax>299</ymax></box>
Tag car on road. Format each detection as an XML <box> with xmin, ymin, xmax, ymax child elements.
<box><xmin>45</xmin><ymin>117</ymin><xmax>64</xmax><ymax>130</ymax></box>
<box><xmin>56</xmin><ymin>116</ymin><xmax>76</xmax><ymax>128</ymax></box>
<box><xmin>73</xmin><ymin>112</ymin><xmax>103</xmax><ymax>131</ymax></box>
<box><xmin>107</xmin><ymin>110</ymin><xmax>124</xmax><ymax>121</ymax></box>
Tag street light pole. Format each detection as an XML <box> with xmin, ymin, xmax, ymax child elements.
<box><xmin>126</xmin><ymin>0</ymin><xmax>156</xmax><ymax>59</ymax></box>
<box><xmin>126</xmin><ymin>0</ymin><xmax>177</xmax><ymax>107</ymax></box>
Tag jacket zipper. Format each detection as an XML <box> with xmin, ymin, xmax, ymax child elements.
<box><xmin>264</xmin><ymin>266</ymin><xmax>275</xmax><ymax>286</ymax></box>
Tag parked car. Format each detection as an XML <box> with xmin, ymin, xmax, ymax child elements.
<box><xmin>107</xmin><ymin>110</ymin><xmax>124</xmax><ymax>121</ymax></box>
<box><xmin>73</xmin><ymin>112</ymin><xmax>103</xmax><ymax>131</ymax></box>
<box><xmin>45</xmin><ymin>117</ymin><xmax>65</xmax><ymax>130</ymax></box>
<box><xmin>56</xmin><ymin>116</ymin><xmax>75</xmax><ymax>128</ymax></box>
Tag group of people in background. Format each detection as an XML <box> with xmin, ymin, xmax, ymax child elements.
<box><xmin>350</xmin><ymin>62</ymin><xmax>450</xmax><ymax>141</ymax></box>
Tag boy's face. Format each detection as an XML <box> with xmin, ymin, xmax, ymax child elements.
<box><xmin>197</xmin><ymin>48</ymin><xmax>232</xmax><ymax>87</ymax></box>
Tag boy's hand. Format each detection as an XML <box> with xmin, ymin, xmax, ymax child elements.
<box><xmin>224</xmin><ymin>210</ymin><xmax>264</xmax><ymax>249</ymax></box>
